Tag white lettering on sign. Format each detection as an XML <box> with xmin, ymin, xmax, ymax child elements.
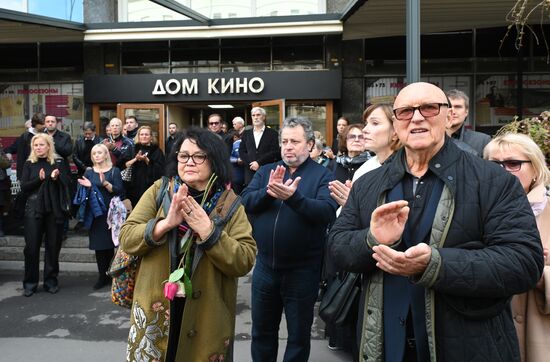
<box><xmin>165</xmin><ymin>79</ymin><xmax>181</xmax><ymax>95</ymax></box>
<box><xmin>208</xmin><ymin>78</ymin><xmax>220</xmax><ymax>94</ymax></box>
<box><xmin>152</xmin><ymin>77</ymin><xmax>264</xmax><ymax>96</ymax></box>
<box><xmin>182</xmin><ymin>79</ymin><xmax>198</xmax><ymax>94</ymax></box>
<box><xmin>152</xmin><ymin>79</ymin><xmax>166</xmax><ymax>95</ymax></box>
<box><xmin>249</xmin><ymin>77</ymin><xmax>264</xmax><ymax>93</ymax></box>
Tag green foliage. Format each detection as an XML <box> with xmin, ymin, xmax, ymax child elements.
<box><xmin>495</xmin><ymin>111</ymin><xmax>550</xmax><ymax>166</ymax></box>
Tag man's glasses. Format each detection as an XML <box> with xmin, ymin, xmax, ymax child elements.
<box><xmin>346</xmin><ymin>134</ymin><xmax>365</xmax><ymax>141</ymax></box>
<box><xmin>176</xmin><ymin>152</ymin><xmax>208</xmax><ymax>165</ymax></box>
<box><xmin>393</xmin><ymin>103</ymin><xmax>449</xmax><ymax>121</ymax></box>
<box><xmin>491</xmin><ymin>160</ymin><xmax>531</xmax><ymax>172</ymax></box>
<box><xmin>209</xmin><ymin>121</ymin><xmax>220</xmax><ymax>126</ymax></box>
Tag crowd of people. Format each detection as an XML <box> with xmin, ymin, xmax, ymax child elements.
<box><xmin>1</xmin><ymin>82</ymin><xmax>549</xmax><ymax>362</ymax></box>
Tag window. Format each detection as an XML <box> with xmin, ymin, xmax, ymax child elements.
<box><xmin>221</xmin><ymin>38</ymin><xmax>270</xmax><ymax>72</ymax></box>
<box><xmin>273</xmin><ymin>36</ymin><xmax>324</xmax><ymax>70</ymax></box>
<box><xmin>171</xmin><ymin>39</ymin><xmax>219</xmax><ymax>73</ymax></box>
<box><xmin>122</xmin><ymin>41</ymin><xmax>168</xmax><ymax>74</ymax></box>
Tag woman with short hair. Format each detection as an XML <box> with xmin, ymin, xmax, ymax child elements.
<box><xmin>485</xmin><ymin>133</ymin><xmax>550</xmax><ymax>362</ymax></box>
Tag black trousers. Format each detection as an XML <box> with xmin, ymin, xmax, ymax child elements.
<box><xmin>23</xmin><ymin>211</ymin><xmax>63</xmax><ymax>290</ymax></box>
<box><xmin>95</xmin><ymin>249</ymin><xmax>114</xmax><ymax>279</ymax></box>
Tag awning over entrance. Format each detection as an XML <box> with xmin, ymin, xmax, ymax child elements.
<box><xmin>0</xmin><ymin>8</ymin><xmax>85</xmax><ymax>43</ymax></box>
<box><xmin>341</xmin><ymin>0</ymin><xmax>539</xmax><ymax>40</ymax></box>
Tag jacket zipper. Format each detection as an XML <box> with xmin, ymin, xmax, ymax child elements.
<box><xmin>272</xmin><ymin>200</ymin><xmax>284</xmax><ymax>269</ymax></box>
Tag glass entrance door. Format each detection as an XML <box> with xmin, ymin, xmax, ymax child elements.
<box><xmin>252</xmin><ymin>99</ymin><xmax>285</xmax><ymax>131</ymax></box>
<box><xmin>117</xmin><ymin>103</ymin><xmax>165</xmax><ymax>150</ymax></box>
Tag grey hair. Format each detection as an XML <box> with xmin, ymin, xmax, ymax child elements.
<box><xmin>280</xmin><ymin>116</ymin><xmax>315</xmax><ymax>143</ymax></box>
<box><xmin>83</xmin><ymin>121</ymin><xmax>96</xmax><ymax>131</ymax></box>
<box><xmin>314</xmin><ymin>138</ymin><xmax>324</xmax><ymax>151</ymax></box>
<box><xmin>446</xmin><ymin>89</ymin><xmax>469</xmax><ymax>110</ymax></box>
<box><xmin>232</xmin><ymin>116</ymin><xmax>245</xmax><ymax>126</ymax></box>
<box><xmin>251</xmin><ymin>107</ymin><xmax>266</xmax><ymax>116</ymax></box>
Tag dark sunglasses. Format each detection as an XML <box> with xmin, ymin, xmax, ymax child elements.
<box><xmin>393</xmin><ymin>103</ymin><xmax>449</xmax><ymax>121</ymax></box>
<box><xmin>491</xmin><ymin>159</ymin><xmax>531</xmax><ymax>172</ymax></box>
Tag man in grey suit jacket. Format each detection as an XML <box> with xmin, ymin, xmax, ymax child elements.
<box><xmin>239</xmin><ymin>107</ymin><xmax>281</xmax><ymax>185</ymax></box>
<box><xmin>446</xmin><ymin>89</ymin><xmax>491</xmax><ymax>156</ymax></box>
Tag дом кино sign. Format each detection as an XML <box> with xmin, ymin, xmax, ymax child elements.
<box><xmin>84</xmin><ymin>71</ymin><xmax>341</xmax><ymax>103</ymax></box>
<box><xmin>152</xmin><ymin>77</ymin><xmax>265</xmax><ymax>95</ymax></box>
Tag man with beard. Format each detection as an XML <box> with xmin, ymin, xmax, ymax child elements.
<box><xmin>165</xmin><ymin>122</ymin><xmax>178</xmax><ymax>154</ymax></box>
<box><xmin>44</xmin><ymin>115</ymin><xmax>72</xmax><ymax>175</ymax></box>
<box><xmin>242</xmin><ymin>117</ymin><xmax>338</xmax><ymax>361</ymax></box>
<box><xmin>239</xmin><ymin>107</ymin><xmax>280</xmax><ymax>186</ymax></box>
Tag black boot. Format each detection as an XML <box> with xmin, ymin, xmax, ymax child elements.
<box><xmin>94</xmin><ymin>249</ymin><xmax>114</xmax><ymax>289</ymax></box>
<box><xmin>93</xmin><ymin>274</ymin><xmax>111</xmax><ymax>290</ymax></box>
<box><xmin>0</xmin><ymin>215</ymin><xmax>5</xmax><ymax>237</ymax></box>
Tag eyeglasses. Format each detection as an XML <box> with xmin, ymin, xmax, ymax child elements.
<box><xmin>346</xmin><ymin>134</ymin><xmax>365</xmax><ymax>141</ymax></box>
<box><xmin>393</xmin><ymin>103</ymin><xmax>449</xmax><ymax>121</ymax></box>
<box><xmin>209</xmin><ymin>121</ymin><xmax>220</xmax><ymax>126</ymax></box>
<box><xmin>176</xmin><ymin>152</ymin><xmax>207</xmax><ymax>165</ymax></box>
<box><xmin>491</xmin><ymin>160</ymin><xmax>531</xmax><ymax>172</ymax></box>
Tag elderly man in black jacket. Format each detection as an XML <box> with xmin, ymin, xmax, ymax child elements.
<box><xmin>328</xmin><ymin>82</ymin><xmax>544</xmax><ymax>362</ymax></box>
<box><xmin>239</xmin><ymin>107</ymin><xmax>281</xmax><ymax>185</ymax></box>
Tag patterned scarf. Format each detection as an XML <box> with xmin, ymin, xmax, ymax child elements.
<box><xmin>173</xmin><ymin>175</ymin><xmax>223</xmax><ymax>272</ymax></box>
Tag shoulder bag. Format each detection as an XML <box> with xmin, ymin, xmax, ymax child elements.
<box><xmin>108</xmin><ymin>176</ymin><xmax>169</xmax><ymax>308</ymax></box>
<box><xmin>318</xmin><ymin>271</ymin><xmax>361</xmax><ymax>327</ymax></box>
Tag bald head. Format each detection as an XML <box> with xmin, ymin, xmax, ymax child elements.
<box><xmin>394</xmin><ymin>82</ymin><xmax>448</xmax><ymax>109</ymax></box>
<box><xmin>391</xmin><ymin>82</ymin><xmax>452</xmax><ymax>157</ymax></box>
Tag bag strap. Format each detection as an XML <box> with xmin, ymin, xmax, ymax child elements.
<box><xmin>156</xmin><ymin>176</ymin><xmax>170</xmax><ymax>210</ymax></box>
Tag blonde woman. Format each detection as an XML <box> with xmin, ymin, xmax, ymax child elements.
<box><xmin>485</xmin><ymin>133</ymin><xmax>550</xmax><ymax>362</ymax></box>
<box><xmin>77</xmin><ymin>143</ymin><xmax>124</xmax><ymax>289</ymax></box>
<box><xmin>20</xmin><ymin>133</ymin><xmax>70</xmax><ymax>297</ymax></box>
<box><xmin>125</xmin><ymin>125</ymin><xmax>165</xmax><ymax>207</ymax></box>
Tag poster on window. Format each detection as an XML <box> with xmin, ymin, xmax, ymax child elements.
<box><xmin>0</xmin><ymin>83</ymin><xmax>84</xmax><ymax>140</ymax></box>
<box><xmin>475</xmin><ymin>74</ymin><xmax>550</xmax><ymax>126</ymax></box>
<box><xmin>366</xmin><ymin>76</ymin><xmax>472</xmax><ymax>124</ymax></box>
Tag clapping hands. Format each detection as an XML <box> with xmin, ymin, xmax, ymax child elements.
<box><xmin>266</xmin><ymin>165</ymin><xmax>301</xmax><ymax>200</ymax></box>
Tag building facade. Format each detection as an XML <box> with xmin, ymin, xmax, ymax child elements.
<box><xmin>1</xmin><ymin>0</ymin><xmax>548</xmax><ymax>151</ymax></box>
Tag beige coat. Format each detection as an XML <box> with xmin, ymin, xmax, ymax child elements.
<box><xmin>120</xmin><ymin>179</ymin><xmax>256</xmax><ymax>362</ymax></box>
<box><xmin>512</xmin><ymin>183</ymin><xmax>550</xmax><ymax>362</ymax></box>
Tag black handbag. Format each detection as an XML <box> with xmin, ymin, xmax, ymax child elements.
<box><xmin>319</xmin><ymin>272</ymin><xmax>360</xmax><ymax>327</ymax></box>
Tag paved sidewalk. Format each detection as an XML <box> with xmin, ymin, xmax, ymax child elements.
<box><xmin>0</xmin><ymin>266</ymin><xmax>352</xmax><ymax>362</ymax></box>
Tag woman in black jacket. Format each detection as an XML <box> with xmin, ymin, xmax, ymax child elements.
<box><xmin>20</xmin><ymin>133</ymin><xmax>70</xmax><ymax>297</ymax></box>
<box><xmin>125</xmin><ymin>126</ymin><xmax>165</xmax><ymax>208</ymax></box>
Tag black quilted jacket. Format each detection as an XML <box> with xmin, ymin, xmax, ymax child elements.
<box><xmin>328</xmin><ymin>137</ymin><xmax>544</xmax><ymax>361</ymax></box>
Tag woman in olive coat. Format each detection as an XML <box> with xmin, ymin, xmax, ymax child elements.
<box><xmin>120</xmin><ymin>127</ymin><xmax>256</xmax><ymax>362</ymax></box>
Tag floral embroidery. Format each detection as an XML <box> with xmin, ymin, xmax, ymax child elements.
<box><xmin>126</xmin><ymin>301</ymin><xmax>169</xmax><ymax>362</ymax></box>
<box><xmin>208</xmin><ymin>338</ymin><xmax>232</xmax><ymax>362</ymax></box>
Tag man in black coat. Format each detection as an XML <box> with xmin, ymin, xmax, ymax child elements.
<box><xmin>239</xmin><ymin>107</ymin><xmax>281</xmax><ymax>185</ymax></box>
<box><xmin>73</xmin><ymin>122</ymin><xmax>102</xmax><ymax>176</ymax></box>
<box><xmin>44</xmin><ymin>115</ymin><xmax>73</xmax><ymax>173</ymax></box>
<box><xmin>446</xmin><ymin>89</ymin><xmax>491</xmax><ymax>156</ymax></box>
<box><xmin>328</xmin><ymin>82</ymin><xmax>543</xmax><ymax>361</ymax></box>
<box><xmin>165</xmin><ymin>122</ymin><xmax>178</xmax><ymax>154</ymax></box>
